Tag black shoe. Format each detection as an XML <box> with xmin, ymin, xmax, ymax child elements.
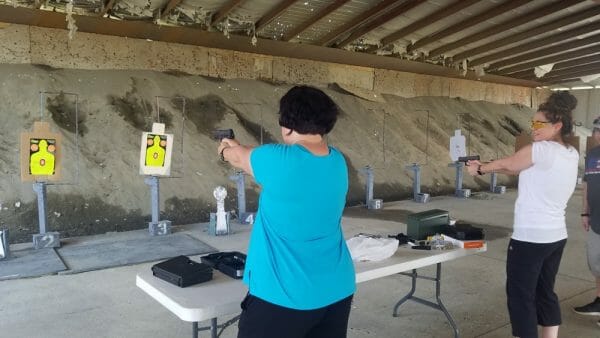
<box><xmin>573</xmin><ymin>297</ymin><xmax>600</xmax><ymax>316</ymax></box>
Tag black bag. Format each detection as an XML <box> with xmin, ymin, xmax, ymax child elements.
<box><xmin>151</xmin><ymin>255</ymin><xmax>213</xmax><ymax>288</ymax></box>
<box><xmin>441</xmin><ymin>223</ymin><xmax>485</xmax><ymax>240</ymax></box>
<box><xmin>201</xmin><ymin>251</ymin><xmax>246</xmax><ymax>279</ymax></box>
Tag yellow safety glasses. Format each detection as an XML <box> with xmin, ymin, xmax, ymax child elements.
<box><xmin>530</xmin><ymin>120</ymin><xmax>552</xmax><ymax>130</ymax></box>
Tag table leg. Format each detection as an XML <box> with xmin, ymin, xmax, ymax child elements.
<box><xmin>393</xmin><ymin>269</ymin><xmax>417</xmax><ymax>316</ymax></box>
<box><xmin>435</xmin><ymin>263</ymin><xmax>459</xmax><ymax>338</ymax></box>
<box><xmin>393</xmin><ymin>263</ymin><xmax>460</xmax><ymax>338</ymax></box>
<box><xmin>193</xmin><ymin>315</ymin><xmax>240</xmax><ymax>338</ymax></box>
<box><xmin>192</xmin><ymin>320</ymin><xmax>217</xmax><ymax>338</ymax></box>
<box><xmin>211</xmin><ymin>318</ymin><xmax>218</xmax><ymax>338</ymax></box>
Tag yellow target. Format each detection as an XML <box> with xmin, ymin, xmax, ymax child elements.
<box><xmin>20</xmin><ymin>122</ymin><xmax>62</xmax><ymax>182</ymax></box>
<box><xmin>145</xmin><ymin>134</ymin><xmax>167</xmax><ymax>167</ymax></box>
<box><xmin>29</xmin><ymin>139</ymin><xmax>56</xmax><ymax>175</ymax></box>
<box><xmin>139</xmin><ymin>123</ymin><xmax>173</xmax><ymax>176</ymax></box>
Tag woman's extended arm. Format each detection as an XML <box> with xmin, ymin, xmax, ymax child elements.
<box><xmin>466</xmin><ymin>144</ymin><xmax>533</xmax><ymax>177</ymax></box>
<box><xmin>218</xmin><ymin>138</ymin><xmax>255</xmax><ymax>177</ymax></box>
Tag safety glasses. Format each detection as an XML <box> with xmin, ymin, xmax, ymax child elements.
<box><xmin>530</xmin><ymin>120</ymin><xmax>552</xmax><ymax>130</ymax></box>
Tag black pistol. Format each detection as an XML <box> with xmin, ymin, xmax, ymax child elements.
<box><xmin>212</xmin><ymin>129</ymin><xmax>235</xmax><ymax>141</ymax></box>
<box><xmin>457</xmin><ymin>155</ymin><xmax>480</xmax><ymax>165</ymax></box>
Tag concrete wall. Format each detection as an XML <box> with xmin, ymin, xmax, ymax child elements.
<box><xmin>0</xmin><ymin>23</ymin><xmax>545</xmax><ymax>107</ymax></box>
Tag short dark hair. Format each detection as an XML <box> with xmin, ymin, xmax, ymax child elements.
<box><xmin>538</xmin><ymin>91</ymin><xmax>577</xmax><ymax>137</ymax></box>
<box><xmin>278</xmin><ymin>86</ymin><xmax>339</xmax><ymax>136</ymax></box>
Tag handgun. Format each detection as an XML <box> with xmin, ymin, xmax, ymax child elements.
<box><xmin>212</xmin><ymin>129</ymin><xmax>235</xmax><ymax>141</ymax></box>
<box><xmin>457</xmin><ymin>155</ymin><xmax>480</xmax><ymax>165</ymax></box>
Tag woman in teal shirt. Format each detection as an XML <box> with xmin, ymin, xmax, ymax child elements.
<box><xmin>218</xmin><ymin>86</ymin><xmax>355</xmax><ymax>338</ymax></box>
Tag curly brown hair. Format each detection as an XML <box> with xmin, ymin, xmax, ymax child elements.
<box><xmin>538</xmin><ymin>91</ymin><xmax>577</xmax><ymax>138</ymax></box>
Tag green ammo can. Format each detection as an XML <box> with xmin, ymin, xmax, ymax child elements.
<box><xmin>407</xmin><ymin>209</ymin><xmax>450</xmax><ymax>240</ymax></box>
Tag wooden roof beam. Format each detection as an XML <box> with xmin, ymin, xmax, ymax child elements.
<box><xmin>335</xmin><ymin>0</ymin><xmax>427</xmax><ymax>49</ymax></box>
<box><xmin>543</xmin><ymin>78</ymin><xmax>580</xmax><ymax>85</ymax></box>
<box><xmin>282</xmin><ymin>0</ymin><xmax>350</xmax><ymax>42</ymax></box>
<box><xmin>429</xmin><ymin>0</ymin><xmax>584</xmax><ymax>59</ymax></box>
<box><xmin>452</xmin><ymin>4</ymin><xmax>600</xmax><ymax>63</ymax></box>
<box><xmin>406</xmin><ymin>0</ymin><xmax>531</xmax><ymax>53</ymax></box>
<box><xmin>315</xmin><ymin>0</ymin><xmax>398</xmax><ymax>47</ymax></box>
<box><xmin>493</xmin><ymin>45</ymin><xmax>600</xmax><ymax>76</ymax></box>
<box><xmin>367</xmin><ymin>0</ymin><xmax>480</xmax><ymax>53</ymax></box>
<box><xmin>537</xmin><ymin>62</ymin><xmax>600</xmax><ymax>81</ymax></box>
<box><xmin>0</xmin><ymin>4</ymin><xmax>541</xmax><ymax>88</ymax></box>
<box><xmin>211</xmin><ymin>0</ymin><xmax>245</xmax><ymax>27</ymax></box>
<box><xmin>487</xmin><ymin>35</ymin><xmax>600</xmax><ymax>71</ymax></box>
<box><xmin>470</xmin><ymin>21</ymin><xmax>600</xmax><ymax>68</ymax></box>
<box><xmin>255</xmin><ymin>0</ymin><xmax>297</xmax><ymax>33</ymax></box>
<box><xmin>99</xmin><ymin>0</ymin><xmax>117</xmax><ymax>17</ymax></box>
<box><xmin>542</xmin><ymin>67</ymin><xmax>600</xmax><ymax>85</ymax></box>
<box><xmin>510</xmin><ymin>54</ymin><xmax>600</xmax><ymax>79</ymax></box>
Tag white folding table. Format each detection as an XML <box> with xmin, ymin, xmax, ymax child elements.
<box><xmin>137</xmin><ymin>245</ymin><xmax>486</xmax><ymax>338</ymax></box>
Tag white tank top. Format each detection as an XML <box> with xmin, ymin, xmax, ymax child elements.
<box><xmin>513</xmin><ymin>141</ymin><xmax>579</xmax><ymax>243</ymax></box>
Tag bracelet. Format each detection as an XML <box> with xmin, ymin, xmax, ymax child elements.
<box><xmin>581</xmin><ymin>213</ymin><xmax>590</xmax><ymax>217</ymax></box>
<box><xmin>477</xmin><ymin>165</ymin><xmax>484</xmax><ymax>176</ymax></box>
<box><xmin>219</xmin><ymin>146</ymin><xmax>229</xmax><ymax>162</ymax></box>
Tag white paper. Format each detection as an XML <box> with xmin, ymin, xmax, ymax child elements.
<box><xmin>449</xmin><ymin>129</ymin><xmax>466</xmax><ymax>162</ymax></box>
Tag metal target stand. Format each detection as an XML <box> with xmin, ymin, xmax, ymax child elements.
<box><xmin>360</xmin><ymin>108</ymin><xmax>386</xmax><ymax>209</ymax></box>
<box><xmin>405</xmin><ymin>109</ymin><xmax>431</xmax><ymax>203</ymax></box>
<box><xmin>144</xmin><ymin>96</ymin><xmax>186</xmax><ymax>236</ymax></box>
<box><xmin>29</xmin><ymin>91</ymin><xmax>81</xmax><ymax>249</ymax></box>
<box><xmin>224</xmin><ymin>102</ymin><xmax>263</xmax><ymax>224</ymax></box>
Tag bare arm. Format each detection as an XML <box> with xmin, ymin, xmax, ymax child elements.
<box><xmin>466</xmin><ymin>144</ymin><xmax>533</xmax><ymax>176</ymax></box>
<box><xmin>218</xmin><ymin>139</ymin><xmax>255</xmax><ymax>177</ymax></box>
<box><xmin>491</xmin><ymin>168</ymin><xmax>520</xmax><ymax>176</ymax></box>
<box><xmin>583</xmin><ymin>182</ymin><xmax>590</xmax><ymax>231</ymax></box>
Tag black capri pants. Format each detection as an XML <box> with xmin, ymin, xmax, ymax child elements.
<box><xmin>506</xmin><ymin>238</ymin><xmax>566</xmax><ymax>338</ymax></box>
<box><xmin>237</xmin><ymin>293</ymin><xmax>353</xmax><ymax>338</ymax></box>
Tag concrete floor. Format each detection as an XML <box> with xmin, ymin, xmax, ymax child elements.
<box><xmin>0</xmin><ymin>188</ymin><xmax>598</xmax><ymax>338</ymax></box>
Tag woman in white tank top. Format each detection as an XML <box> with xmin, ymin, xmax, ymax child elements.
<box><xmin>466</xmin><ymin>91</ymin><xmax>579</xmax><ymax>338</ymax></box>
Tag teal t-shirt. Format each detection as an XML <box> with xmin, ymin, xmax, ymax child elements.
<box><xmin>244</xmin><ymin>143</ymin><xmax>356</xmax><ymax>310</ymax></box>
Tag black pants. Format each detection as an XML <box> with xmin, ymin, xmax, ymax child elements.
<box><xmin>506</xmin><ymin>238</ymin><xmax>566</xmax><ymax>338</ymax></box>
<box><xmin>237</xmin><ymin>294</ymin><xmax>353</xmax><ymax>338</ymax></box>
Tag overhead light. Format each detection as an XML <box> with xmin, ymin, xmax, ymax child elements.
<box><xmin>571</xmin><ymin>86</ymin><xmax>594</xmax><ymax>90</ymax></box>
<box><xmin>550</xmin><ymin>87</ymin><xmax>570</xmax><ymax>91</ymax></box>
<box><xmin>595</xmin><ymin>85</ymin><xmax>600</xmax><ymax>89</ymax></box>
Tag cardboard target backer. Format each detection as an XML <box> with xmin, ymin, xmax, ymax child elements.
<box><xmin>139</xmin><ymin>123</ymin><xmax>174</xmax><ymax>176</ymax></box>
<box><xmin>20</xmin><ymin>121</ymin><xmax>62</xmax><ymax>182</ymax></box>
<box><xmin>448</xmin><ymin>129</ymin><xmax>466</xmax><ymax>162</ymax></box>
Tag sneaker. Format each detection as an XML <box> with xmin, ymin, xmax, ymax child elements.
<box><xmin>573</xmin><ymin>297</ymin><xmax>600</xmax><ymax>316</ymax></box>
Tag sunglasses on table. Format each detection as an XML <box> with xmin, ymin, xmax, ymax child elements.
<box><xmin>530</xmin><ymin>120</ymin><xmax>552</xmax><ymax>130</ymax></box>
